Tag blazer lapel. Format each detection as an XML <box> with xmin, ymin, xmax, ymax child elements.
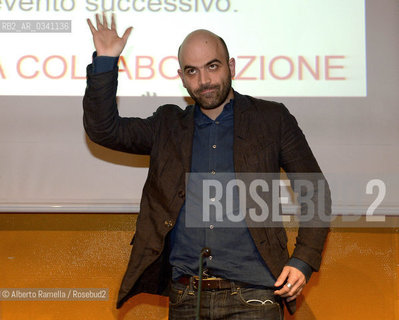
<box><xmin>175</xmin><ymin>105</ymin><xmax>195</xmax><ymax>172</ymax></box>
<box><xmin>233</xmin><ymin>92</ymin><xmax>252</xmax><ymax>172</ymax></box>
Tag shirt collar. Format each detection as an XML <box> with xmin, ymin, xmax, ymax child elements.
<box><xmin>194</xmin><ymin>99</ymin><xmax>234</xmax><ymax>127</ymax></box>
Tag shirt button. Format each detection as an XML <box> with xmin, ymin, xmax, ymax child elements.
<box><xmin>211</xmin><ymin>170</ymin><xmax>216</xmax><ymax>175</ymax></box>
<box><xmin>212</xmin><ymin>145</ymin><xmax>217</xmax><ymax>149</ymax></box>
<box><xmin>209</xmin><ymin>224</ymin><xmax>214</xmax><ymax>229</ymax></box>
<box><xmin>215</xmin><ymin>121</ymin><xmax>220</xmax><ymax>125</ymax></box>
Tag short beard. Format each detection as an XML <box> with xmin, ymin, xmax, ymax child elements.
<box><xmin>189</xmin><ymin>76</ymin><xmax>232</xmax><ymax>110</ymax></box>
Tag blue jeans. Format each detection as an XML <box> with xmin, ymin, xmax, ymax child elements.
<box><xmin>169</xmin><ymin>279</ymin><xmax>284</xmax><ymax>320</ymax></box>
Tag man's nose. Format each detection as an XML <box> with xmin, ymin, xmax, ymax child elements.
<box><xmin>198</xmin><ymin>70</ymin><xmax>211</xmax><ymax>86</ymax></box>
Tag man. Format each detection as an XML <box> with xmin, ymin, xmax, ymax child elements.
<box><xmin>84</xmin><ymin>13</ymin><xmax>331</xmax><ymax>319</ymax></box>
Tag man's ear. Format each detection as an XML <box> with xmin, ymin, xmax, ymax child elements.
<box><xmin>178</xmin><ymin>69</ymin><xmax>186</xmax><ymax>88</ymax></box>
<box><xmin>228</xmin><ymin>58</ymin><xmax>236</xmax><ymax>78</ymax></box>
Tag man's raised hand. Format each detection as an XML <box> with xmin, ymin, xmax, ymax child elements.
<box><xmin>87</xmin><ymin>13</ymin><xmax>132</xmax><ymax>57</ymax></box>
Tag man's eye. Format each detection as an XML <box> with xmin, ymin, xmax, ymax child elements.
<box><xmin>186</xmin><ymin>69</ymin><xmax>196</xmax><ymax>75</ymax></box>
<box><xmin>209</xmin><ymin>64</ymin><xmax>218</xmax><ymax>70</ymax></box>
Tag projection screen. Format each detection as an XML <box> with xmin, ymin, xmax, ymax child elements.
<box><xmin>0</xmin><ymin>0</ymin><xmax>398</xmax><ymax>217</ymax></box>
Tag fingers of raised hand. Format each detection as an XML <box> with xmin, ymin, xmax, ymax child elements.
<box><xmin>121</xmin><ymin>26</ymin><xmax>133</xmax><ymax>42</ymax></box>
<box><xmin>111</xmin><ymin>13</ymin><xmax>116</xmax><ymax>30</ymax></box>
<box><xmin>87</xmin><ymin>18</ymin><xmax>96</xmax><ymax>35</ymax></box>
<box><xmin>95</xmin><ymin>13</ymin><xmax>103</xmax><ymax>30</ymax></box>
<box><xmin>86</xmin><ymin>14</ymin><xmax>102</xmax><ymax>34</ymax></box>
<box><xmin>88</xmin><ymin>13</ymin><xmax>118</xmax><ymax>33</ymax></box>
<box><xmin>102</xmin><ymin>12</ymin><xmax>109</xmax><ymax>28</ymax></box>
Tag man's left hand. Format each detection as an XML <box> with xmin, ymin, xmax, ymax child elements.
<box><xmin>273</xmin><ymin>266</ymin><xmax>306</xmax><ymax>302</ymax></box>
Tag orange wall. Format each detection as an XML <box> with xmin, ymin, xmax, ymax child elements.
<box><xmin>0</xmin><ymin>214</ymin><xmax>398</xmax><ymax>320</ymax></box>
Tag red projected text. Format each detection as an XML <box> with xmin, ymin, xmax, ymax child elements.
<box><xmin>235</xmin><ymin>55</ymin><xmax>346</xmax><ymax>81</ymax></box>
<box><xmin>16</xmin><ymin>55</ymin><xmax>85</xmax><ymax>79</ymax></box>
<box><xmin>8</xmin><ymin>54</ymin><xmax>347</xmax><ymax>81</ymax></box>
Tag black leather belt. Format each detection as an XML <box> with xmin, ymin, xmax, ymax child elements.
<box><xmin>177</xmin><ymin>276</ymin><xmax>262</xmax><ymax>291</ymax></box>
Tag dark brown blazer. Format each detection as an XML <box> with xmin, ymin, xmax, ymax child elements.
<box><xmin>83</xmin><ymin>66</ymin><xmax>331</xmax><ymax>314</ymax></box>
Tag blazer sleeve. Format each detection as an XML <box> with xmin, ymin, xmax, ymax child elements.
<box><xmin>279</xmin><ymin>104</ymin><xmax>331</xmax><ymax>272</ymax></box>
<box><xmin>83</xmin><ymin>64</ymin><xmax>157</xmax><ymax>155</ymax></box>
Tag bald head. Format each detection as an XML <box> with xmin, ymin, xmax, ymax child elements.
<box><xmin>177</xmin><ymin>29</ymin><xmax>235</xmax><ymax>115</ymax></box>
<box><xmin>178</xmin><ymin>29</ymin><xmax>230</xmax><ymax>67</ymax></box>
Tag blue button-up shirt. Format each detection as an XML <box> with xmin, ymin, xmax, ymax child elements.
<box><xmin>169</xmin><ymin>101</ymin><xmax>278</xmax><ymax>286</ymax></box>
